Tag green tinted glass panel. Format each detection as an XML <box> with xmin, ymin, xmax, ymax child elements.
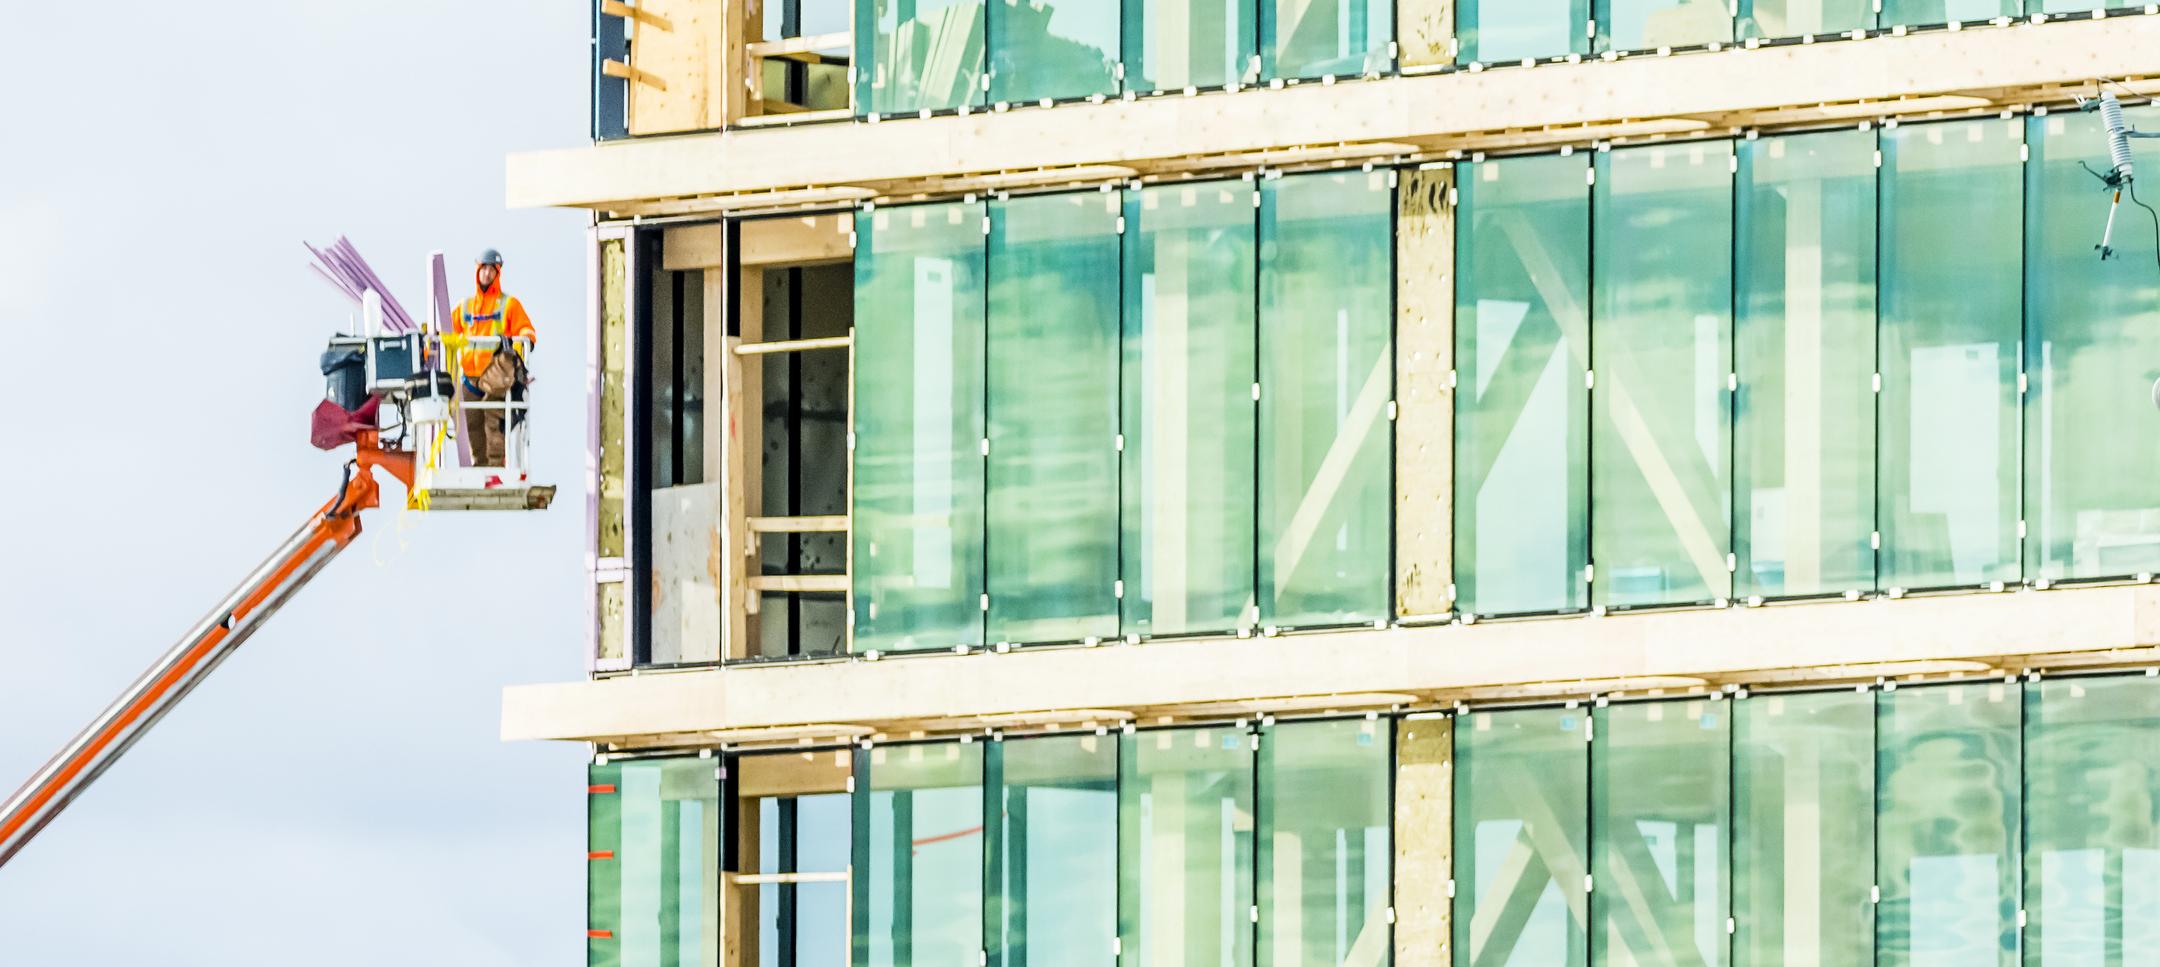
<box><xmin>1454</xmin><ymin>707</ymin><xmax>1590</xmax><ymax>966</ymax></box>
<box><xmin>1262</xmin><ymin>0</ymin><xmax>1392</xmax><ymax>79</ymax></box>
<box><xmin>1877</xmin><ymin>681</ymin><xmax>2021</xmax><ymax>967</ymax></box>
<box><xmin>995</xmin><ymin>735</ymin><xmax>1118</xmax><ymax>967</ymax></box>
<box><xmin>1737</xmin><ymin>0</ymin><xmax>1870</xmax><ymax>38</ymax></box>
<box><xmin>989</xmin><ymin>0</ymin><xmax>1119</xmax><ymax>103</ymax></box>
<box><xmin>854</xmin><ymin>203</ymin><xmax>988</xmax><ymax>653</ymax></box>
<box><xmin>1458</xmin><ymin>0</ymin><xmax>1589</xmax><ymax>63</ymax></box>
<box><xmin>1732</xmin><ymin>690</ymin><xmax>1876</xmax><ymax>965</ymax></box>
<box><xmin>592</xmin><ymin>763</ymin><xmax>625</xmax><ymax>967</ymax></box>
<box><xmin>1123</xmin><ymin>0</ymin><xmax>1259</xmax><ymax>90</ymax></box>
<box><xmin>1592</xmin><ymin>142</ymin><xmax>1734</xmax><ymax>608</ymax></box>
<box><xmin>1122</xmin><ymin>182</ymin><xmax>1259</xmax><ymax>637</ymax></box>
<box><xmin>1258</xmin><ymin>171</ymin><xmax>1394</xmax><ymax>628</ymax></box>
<box><xmin>588</xmin><ymin>759</ymin><xmax>722</xmax><ymax>967</ymax></box>
<box><xmin>856</xmin><ymin>0</ymin><xmax>986</xmax><ymax>114</ymax></box>
<box><xmin>1595</xmin><ymin>0</ymin><xmax>1731</xmax><ymax>52</ymax></box>
<box><xmin>2026</xmin><ymin>109</ymin><xmax>2160</xmax><ymax>582</ymax></box>
<box><xmin>1454</xmin><ymin>154</ymin><xmax>1592</xmax><ymax>617</ymax></box>
<box><xmin>1119</xmin><ymin>726</ymin><xmax>1256</xmax><ymax>967</ymax></box>
<box><xmin>857</xmin><ymin>742</ymin><xmax>986</xmax><ymax>967</ymax></box>
<box><xmin>2025</xmin><ymin>675</ymin><xmax>2160</xmax><ymax>964</ymax></box>
<box><xmin>1880</xmin><ymin>0</ymin><xmax>2014</xmax><ymax>28</ymax></box>
<box><xmin>1591</xmin><ymin>700</ymin><xmax>1729</xmax><ymax>966</ymax></box>
<box><xmin>987</xmin><ymin>192</ymin><xmax>1122</xmax><ymax>645</ymax></box>
<box><xmin>1879</xmin><ymin>119</ymin><xmax>2022</xmax><ymax>591</ymax></box>
<box><xmin>1734</xmin><ymin>130</ymin><xmax>1878</xmax><ymax>599</ymax></box>
<box><xmin>1258</xmin><ymin>718</ymin><xmax>1391</xmax><ymax>967</ymax></box>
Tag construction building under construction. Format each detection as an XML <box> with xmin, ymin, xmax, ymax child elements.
<box><xmin>503</xmin><ymin>0</ymin><xmax>2160</xmax><ymax>962</ymax></box>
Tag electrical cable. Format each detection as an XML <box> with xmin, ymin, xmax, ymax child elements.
<box><xmin>2129</xmin><ymin>179</ymin><xmax>2160</xmax><ymax>273</ymax></box>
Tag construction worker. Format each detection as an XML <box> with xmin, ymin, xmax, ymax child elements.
<box><xmin>451</xmin><ymin>248</ymin><xmax>538</xmax><ymax>468</ymax></box>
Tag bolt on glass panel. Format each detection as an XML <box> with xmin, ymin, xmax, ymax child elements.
<box><xmin>1732</xmin><ymin>689</ymin><xmax>1876</xmax><ymax>965</ymax></box>
<box><xmin>1454</xmin><ymin>706</ymin><xmax>1591</xmax><ymax>966</ymax></box>
<box><xmin>1257</xmin><ymin>718</ymin><xmax>1393</xmax><ymax>967</ymax></box>
<box><xmin>588</xmin><ymin>759</ymin><xmax>723</xmax><ymax>967</ymax></box>
<box><xmin>1456</xmin><ymin>0</ymin><xmax>1590</xmax><ymax>64</ymax></box>
<box><xmin>1121</xmin><ymin>182</ymin><xmax>1260</xmax><ymax>638</ymax></box>
<box><xmin>1736</xmin><ymin>0</ymin><xmax>1872</xmax><ymax>39</ymax></box>
<box><xmin>1453</xmin><ymin>153</ymin><xmax>1593</xmax><ymax>617</ymax></box>
<box><xmin>1734</xmin><ymin>130</ymin><xmax>1879</xmax><ymax>600</ymax></box>
<box><xmin>1876</xmin><ymin>681</ymin><xmax>2022</xmax><ymax>967</ymax></box>
<box><xmin>1257</xmin><ymin>171</ymin><xmax>1396</xmax><ymax>628</ymax></box>
<box><xmin>853</xmin><ymin>202</ymin><xmax>989</xmax><ymax>653</ymax></box>
<box><xmin>855</xmin><ymin>742</ymin><xmax>987</xmax><ymax>967</ymax></box>
<box><xmin>2024</xmin><ymin>675</ymin><xmax>2160</xmax><ymax>964</ymax></box>
<box><xmin>1878</xmin><ymin>118</ymin><xmax>2024</xmax><ymax>592</ymax></box>
<box><xmin>1119</xmin><ymin>725</ymin><xmax>1257</xmax><ymax>967</ymax></box>
<box><xmin>987</xmin><ymin>192</ymin><xmax>1123</xmax><ymax>646</ymax></box>
<box><xmin>1595</xmin><ymin>0</ymin><xmax>1732</xmax><ymax>53</ymax></box>
<box><xmin>1590</xmin><ymin>699</ymin><xmax>1731</xmax><ymax>966</ymax></box>
<box><xmin>1261</xmin><ymin>0</ymin><xmax>1394</xmax><ymax>80</ymax></box>
<box><xmin>1122</xmin><ymin>0</ymin><xmax>1260</xmax><ymax>91</ymax></box>
<box><xmin>993</xmin><ymin>735</ymin><xmax>1119</xmax><ymax>967</ymax></box>
<box><xmin>2025</xmin><ymin>108</ymin><xmax>2160</xmax><ymax>584</ymax></box>
<box><xmin>989</xmin><ymin>0</ymin><xmax>1121</xmax><ymax>104</ymax></box>
<box><xmin>856</xmin><ymin>0</ymin><xmax>987</xmax><ymax>115</ymax></box>
<box><xmin>1591</xmin><ymin>141</ymin><xmax>1735</xmax><ymax>609</ymax></box>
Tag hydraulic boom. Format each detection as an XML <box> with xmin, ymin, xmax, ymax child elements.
<box><xmin>0</xmin><ymin>433</ymin><xmax>413</xmax><ymax>869</ymax></box>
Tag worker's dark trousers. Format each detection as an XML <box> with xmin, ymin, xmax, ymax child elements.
<box><xmin>465</xmin><ymin>390</ymin><xmax>508</xmax><ymax>467</ymax></box>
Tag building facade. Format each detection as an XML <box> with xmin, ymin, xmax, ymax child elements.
<box><xmin>511</xmin><ymin>1</ymin><xmax>2160</xmax><ymax>963</ymax></box>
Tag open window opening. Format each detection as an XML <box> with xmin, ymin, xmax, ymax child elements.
<box><xmin>729</xmin><ymin>750</ymin><xmax>855</xmax><ymax>967</ymax></box>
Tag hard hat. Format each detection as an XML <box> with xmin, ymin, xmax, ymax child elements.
<box><xmin>477</xmin><ymin>248</ymin><xmax>505</xmax><ymax>266</ymax></box>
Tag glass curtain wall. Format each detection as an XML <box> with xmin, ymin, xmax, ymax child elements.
<box><xmin>1737</xmin><ymin>0</ymin><xmax>1871</xmax><ymax>39</ymax></box>
<box><xmin>1592</xmin><ymin>141</ymin><xmax>1734</xmax><ymax>609</ymax></box>
<box><xmin>1257</xmin><ymin>171</ymin><xmax>1395</xmax><ymax>628</ymax></box>
<box><xmin>1731</xmin><ymin>689</ymin><xmax>1875</xmax><ymax>965</ymax></box>
<box><xmin>987</xmin><ymin>192</ymin><xmax>1122</xmax><ymax>645</ymax></box>
<box><xmin>989</xmin><ymin>0</ymin><xmax>1119</xmax><ymax>104</ymax></box>
<box><xmin>856</xmin><ymin>0</ymin><xmax>986</xmax><ymax>115</ymax></box>
<box><xmin>1733</xmin><ymin>129</ymin><xmax>1878</xmax><ymax>600</ymax></box>
<box><xmin>2025</xmin><ymin>675</ymin><xmax>2160</xmax><ymax>963</ymax></box>
<box><xmin>1590</xmin><ymin>699</ymin><xmax>1730</xmax><ymax>966</ymax></box>
<box><xmin>855</xmin><ymin>742</ymin><xmax>987</xmax><ymax>967</ymax></box>
<box><xmin>588</xmin><ymin>759</ymin><xmax>723</xmax><ymax>967</ymax></box>
<box><xmin>993</xmin><ymin>735</ymin><xmax>1119</xmax><ymax>967</ymax></box>
<box><xmin>2025</xmin><ymin>107</ymin><xmax>2160</xmax><ymax>583</ymax></box>
<box><xmin>1122</xmin><ymin>182</ymin><xmax>1260</xmax><ymax>637</ymax></box>
<box><xmin>1876</xmin><ymin>682</ymin><xmax>2021</xmax><ymax>967</ymax></box>
<box><xmin>1119</xmin><ymin>725</ymin><xmax>1256</xmax><ymax>967</ymax></box>
<box><xmin>1457</xmin><ymin>0</ymin><xmax>1589</xmax><ymax>63</ymax></box>
<box><xmin>1262</xmin><ymin>0</ymin><xmax>1392</xmax><ymax>79</ymax></box>
<box><xmin>1454</xmin><ymin>153</ymin><xmax>1593</xmax><ymax>617</ymax></box>
<box><xmin>1596</xmin><ymin>0</ymin><xmax>1731</xmax><ymax>52</ymax></box>
<box><xmin>1122</xmin><ymin>0</ymin><xmax>1258</xmax><ymax>90</ymax></box>
<box><xmin>1878</xmin><ymin>119</ymin><xmax>2023</xmax><ymax>592</ymax></box>
<box><xmin>1880</xmin><ymin>0</ymin><xmax>2016</xmax><ymax>28</ymax></box>
<box><xmin>1454</xmin><ymin>706</ymin><xmax>1591</xmax><ymax>966</ymax></box>
<box><xmin>1257</xmin><ymin>718</ymin><xmax>1392</xmax><ymax>967</ymax></box>
<box><xmin>853</xmin><ymin>202</ymin><xmax>989</xmax><ymax>653</ymax></box>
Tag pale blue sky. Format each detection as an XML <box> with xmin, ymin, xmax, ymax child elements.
<box><xmin>0</xmin><ymin>4</ymin><xmax>593</xmax><ymax>963</ymax></box>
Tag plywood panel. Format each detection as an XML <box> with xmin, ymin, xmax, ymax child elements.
<box><xmin>654</xmin><ymin>482</ymin><xmax>725</xmax><ymax>664</ymax></box>
<box><xmin>1396</xmin><ymin>167</ymin><xmax>1453</xmax><ymax>617</ymax></box>
<box><xmin>1394</xmin><ymin>717</ymin><xmax>1453</xmax><ymax>966</ymax></box>
<box><xmin>628</xmin><ymin>0</ymin><xmax>746</xmax><ymax>135</ymax></box>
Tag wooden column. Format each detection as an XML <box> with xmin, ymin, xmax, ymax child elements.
<box><xmin>1396</xmin><ymin>167</ymin><xmax>1455</xmax><ymax>617</ymax></box>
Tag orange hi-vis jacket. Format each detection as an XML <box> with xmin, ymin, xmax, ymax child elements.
<box><xmin>451</xmin><ymin>283</ymin><xmax>538</xmax><ymax>379</ymax></box>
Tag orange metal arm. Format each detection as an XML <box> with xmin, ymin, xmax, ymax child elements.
<box><xmin>0</xmin><ymin>435</ymin><xmax>407</xmax><ymax>870</ymax></box>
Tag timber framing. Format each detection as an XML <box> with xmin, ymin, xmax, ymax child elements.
<box><xmin>506</xmin><ymin>582</ymin><xmax>2160</xmax><ymax>748</ymax></box>
<box><xmin>514</xmin><ymin>16</ymin><xmax>2160</xmax><ymax>217</ymax></box>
